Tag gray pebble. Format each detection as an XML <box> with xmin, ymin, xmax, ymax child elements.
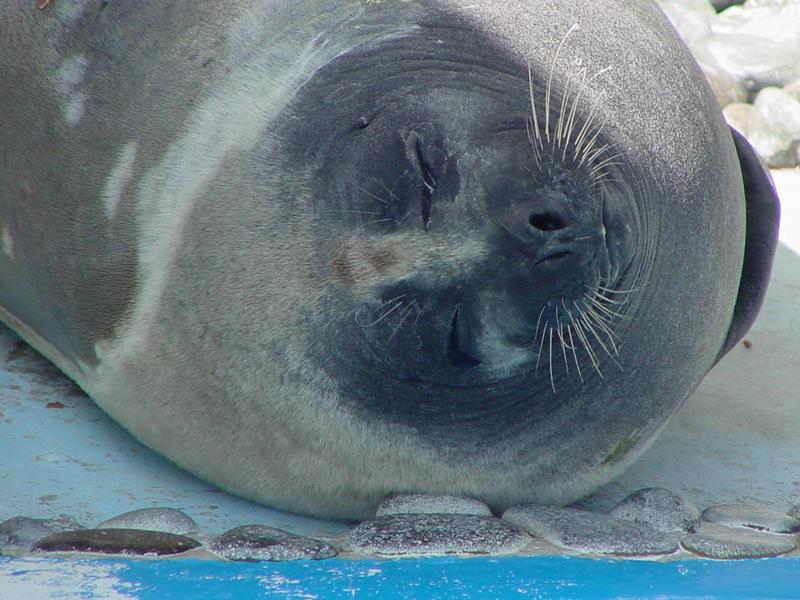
<box><xmin>96</xmin><ymin>507</ymin><xmax>198</xmax><ymax>535</ymax></box>
<box><xmin>711</xmin><ymin>0</ymin><xmax>745</xmax><ymax>10</ymax></box>
<box><xmin>722</xmin><ymin>102</ymin><xmax>753</xmax><ymax>136</ymax></box>
<box><xmin>701</xmin><ymin>503</ymin><xmax>800</xmax><ymax>533</ymax></box>
<box><xmin>0</xmin><ymin>515</ymin><xmax>83</xmax><ymax>551</ymax></box>
<box><xmin>209</xmin><ymin>525</ymin><xmax>337</xmax><ymax>562</ymax></box>
<box><xmin>708</xmin><ymin>3</ymin><xmax>800</xmax><ymax>90</ymax></box>
<box><xmin>747</xmin><ymin>86</ymin><xmax>800</xmax><ymax>167</ymax></box>
<box><xmin>347</xmin><ymin>513</ymin><xmax>530</xmax><ymax>557</ymax></box>
<box><xmin>609</xmin><ymin>487</ymin><xmax>700</xmax><ymax>533</ymax></box>
<box><xmin>785</xmin><ymin>78</ymin><xmax>800</xmax><ymax>103</ymax></box>
<box><xmin>681</xmin><ymin>523</ymin><xmax>797</xmax><ymax>559</ymax></box>
<box><xmin>32</xmin><ymin>528</ymin><xmax>200</xmax><ymax>556</ymax></box>
<box><xmin>502</xmin><ymin>505</ymin><xmax>678</xmax><ymax>557</ymax></box>
<box><xmin>375</xmin><ymin>494</ymin><xmax>492</xmax><ymax>517</ymax></box>
<box><xmin>658</xmin><ymin>0</ymin><xmax>717</xmax><ymax>45</ymax></box>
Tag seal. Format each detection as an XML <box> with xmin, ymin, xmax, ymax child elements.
<box><xmin>0</xmin><ymin>0</ymin><xmax>779</xmax><ymax>519</ymax></box>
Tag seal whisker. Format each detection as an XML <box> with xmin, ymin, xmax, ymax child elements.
<box><xmin>527</xmin><ymin>64</ymin><xmax>544</xmax><ymax>152</ymax></box>
<box><xmin>555</xmin><ymin>65</ymin><xmax>576</xmax><ymax>149</ymax></box>
<box><xmin>573</xmin><ymin>101</ymin><xmax>602</xmax><ymax>157</ymax></box>
<box><xmin>576</xmin><ymin>116</ymin><xmax>609</xmax><ymax>168</ymax></box>
<box><xmin>581</xmin><ymin>310</ymin><xmax>624</xmax><ymax>370</ymax></box>
<box><xmin>533</xmin><ymin>304</ymin><xmax>547</xmax><ymax>344</ymax></box>
<box><xmin>566</xmin><ymin>322</ymin><xmax>584</xmax><ymax>383</ymax></box>
<box><xmin>595</xmin><ymin>284</ymin><xmax>640</xmax><ymax>295</ymax></box>
<box><xmin>354</xmin><ymin>183</ymin><xmax>391</xmax><ymax>206</ymax></box>
<box><xmin>546</xmin><ymin>23</ymin><xmax>579</xmax><ymax>145</ymax></box>
<box><xmin>535</xmin><ymin>315</ymin><xmax>549</xmax><ymax>377</ymax></box>
<box><xmin>548</xmin><ymin>326</ymin><xmax>557</xmax><ymax>393</ymax></box>
<box><xmin>356</xmin><ymin>294</ymin><xmax>408</xmax><ymax>327</ymax></box>
<box><xmin>584</xmin><ymin>307</ymin><xmax>621</xmax><ymax>355</ymax></box>
<box><xmin>387</xmin><ymin>302</ymin><xmax>417</xmax><ymax>343</ymax></box>
<box><xmin>556</xmin><ymin>305</ymin><xmax>570</xmax><ymax>374</ymax></box>
<box><xmin>585</xmin><ymin>291</ymin><xmax>630</xmax><ymax>320</ymax></box>
<box><xmin>564</xmin><ymin>65</ymin><xmax>613</xmax><ymax>160</ymax></box>
<box><xmin>573</xmin><ymin>317</ymin><xmax>604</xmax><ymax>379</ymax></box>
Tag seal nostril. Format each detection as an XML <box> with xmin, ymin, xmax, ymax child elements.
<box><xmin>529</xmin><ymin>212</ymin><xmax>567</xmax><ymax>232</ymax></box>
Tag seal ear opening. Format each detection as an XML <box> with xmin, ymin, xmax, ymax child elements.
<box><xmin>716</xmin><ymin>127</ymin><xmax>781</xmax><ymax>363</ymax></box>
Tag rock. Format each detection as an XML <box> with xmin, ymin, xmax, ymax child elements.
<box><xmin>347</xmin><ymin>513</ymin><xmax>530</xmax><ymax>557</ymax></box>
<box><xmin>722</xmin><ymin>102</ymin><xmax>754</xmax><ymax>136</ymax></box>
<box><xmin>375</xmin><ymin>494</ymin><xmax>492</xmax><ymax>517</ymax></box>
<box><xmin>711</xmin><ymin>0</ymin><xmax>745</xmax><ymax>10</ymax></box>
<box><xmin>681</xmin><ymin>523</ymin><xmax>797</xmax><ymax>559</ymax></box>
<box><xmin>502</xmin><ymin>505</ymin><xmax>678</xmax><ymax>557</ymax></box>
<box><xmin>609</xmin><ymin>487</ymin><xmax>700</xmax><ymax>533</ymax></box>
<box><xmin>96</xmin><ymin>507</ymin><xmax>198</xmax><ymax>535</ymax></box>
<box><xmin>691</xmin><ymin>41</ymin><xmax>749</xmax><ymax>106</ymax></box>
<box><xmin>784</xmin><ymin>79</ymin><xmax>800</xmax><ymax>103</ymax></box>
<box><xmin>701</xmin><ymin>503</ymin><xmax>800</xmax><ymax>533</ymax></box>
<box><xmin>747</xmin><ymin>87</ymin><xmax>800</xmax><ymax>167</ymax></box>
<box><xmin>209</xmin><ymin>525</ymin><xmax>337</xmax><ymax>562</ymax></box>
<box><xmin>658</xmin><ymin>0</ymin><xmax>717</xmax><ymax>45</ymax></box>
<box><xmin>0</xmin><ymin>515</ymin><xmax>83</xmax><ymax>551</ymax></box>
<box><xmin>705</xmin><ymin>3</ymin><xmax>800</xmax><ymax>92</ymax></box>
<box><xmin>32</xmin><ymin>528</ymin><xmax>200</xmax><ymax>556</ymax></box>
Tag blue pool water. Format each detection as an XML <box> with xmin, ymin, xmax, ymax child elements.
<box><xmin>2</xmin><ymin>556</ymin><xmax>798</xmax><ymax>599</ymax></box>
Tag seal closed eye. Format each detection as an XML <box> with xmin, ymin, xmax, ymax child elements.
<box><xmin>0</xmin><ymin>0</ymin><xmax>779</xmax><ymax>520</ymax></box>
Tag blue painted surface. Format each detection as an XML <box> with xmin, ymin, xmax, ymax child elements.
<box><xmin>2</xmin><ymin>556</ymin><xmax>799</xmax><ymax>599</ymax></box>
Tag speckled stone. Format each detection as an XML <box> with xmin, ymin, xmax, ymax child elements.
<box><xmin>701</xmin><ymin>503</ymin><xmax>800</xmax><ymax>533</ymax></box>
<box><xmin>609</xmin><ymin>488</ymin><xmax>700</xmax><ymax>533</ymax></box>
<box><xmin>209</xmin><ymin>525</ymin><xmax>337</xmax><ymax>562</ymax></box>
<box><xmin>375</xmin><ymin>494</ymin><xmax>492</xmax><ymax>517</ymax></box>
<box><xmin>96</xmin><ymin>507</ymin><xmax>198</xmax><ymax>535</ymax></box>
<box><xmin>502</xmin><ymin>505</ymin><xmax>678</xmax><ymax>557</ymax></box>
<box><xmin>0</xmin><ymin>515</ymin><xmax>83</xmax><ymax>551</ymax></box>
<box><xmin>347</xmin><ymin>513</ymin><xmax>530</xmax><ymax>557</ymax></box>
<box><xmin>681</xmin><ymin>523</ymin><xmax>797</xmax><ymax>559</ymax></box>
<box><xmin>32</xmin><ymin>528</ymin><xmax>200</xmax><ymax>556</ymax></box>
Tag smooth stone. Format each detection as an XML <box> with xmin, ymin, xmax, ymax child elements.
<box><xmin>747</xmin><ymin>87</ymin><xmax>800</xmax><ymax>167</ymax></box>
<box><xmin>375</xmin><ymin>494</ymin><xmax>492</xmax><ymax>517</ymax></box>
<box><xmin>701</xmin><ymin>503</ymin><xmax>800</xmax><ymax>533</ymax></box>
<box><xmin>209</xmin><ymin>525</ymin><xmax>337</xmax><ymax>562</ymax></box>
<box><xmin>681</xmin><ymin>523</ymin><xmax>797</xmax><ymax>559</ymax></box>
<box><xmin>711</xmin><ymin>0</ymin><xmax>745</xmax><ymax>10</ymax></box>
<box><xmin>32</xmin><ymin>528</ymin><xmax>200</xmax><ymax>556</ymax></box>
<box><xmin>784</xmin><ymin>78</ymin><xmax>800</xmax><ymax>103</ymax></box>
<box><xmin>347</xmin><ymin>514</ymin><xmax>531</xmax><ymax>557</ymax></box>
<box><xmin>0</xmin><ymin>515</ymin><xmax>83</xmax><ymax>551</ymax></box>
<box><xmin>96</xmin><ymin>507</ymin><xmax>198</xmax><ymax>535</ymax></box>
<box><xmin>502</xmin><ymin>505</ymin><xmax>678</xmax><ymax>557</ymax></box>
<box><xmin>658</xmin><ymin>0</ymin><xmax>717</xmax><ymax>45</ymax></box>
<box><xmin>609</xmin><ymin>487</ymin><xmax>700</xmax><ymax>533</ymax></box>
<box><xmin>689</xmin><ymin>41</ymin><xmax>749</xmax><ymax>106</ymax></box>
<box><xmin>708</xmin><ymin>4</ymin><xmax>800</xmax><ymax>90</ymax></box>
<box><xmin>722</xmin><ymin>102</ymin><xmax>753</xmax><ymax>136</ymax></box>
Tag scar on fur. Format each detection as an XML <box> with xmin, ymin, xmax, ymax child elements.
<box><xmin>37</xmin><ymin>0</ymin><xmax>54</xmax><ymax>10</ymax></box>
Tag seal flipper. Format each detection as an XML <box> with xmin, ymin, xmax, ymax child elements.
<box><xmin>716</xmin><ymin>127</ymin><xmax>781</xmax><ymax>362</ymax></box>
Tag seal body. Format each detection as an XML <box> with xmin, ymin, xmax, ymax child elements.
<box><xmin>0</xmin><ymin>0</ymin><xmax>779</xmax><ymax>519</ymax></box>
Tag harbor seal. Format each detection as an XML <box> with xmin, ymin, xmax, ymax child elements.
<box><xmin>0</xmin><ymin>0</ymin><xmax>779</xmax><ymax>519</ymax></box>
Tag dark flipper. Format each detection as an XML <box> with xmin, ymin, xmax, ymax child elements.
<box><xmin>717</xmin><ymin>127</ymin><xmax>781</xmax><ymax>362</ymax></box>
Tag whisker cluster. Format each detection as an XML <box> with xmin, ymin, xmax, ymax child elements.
<box><xmin>526</xmin><ymin>24</ymin><xmax>619</xmax><ymax>189</ymax></box>
<box><xmin>532</xmin><ymin>277</ymin><xmax>637</xmax><ymax>393</ymax></box>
